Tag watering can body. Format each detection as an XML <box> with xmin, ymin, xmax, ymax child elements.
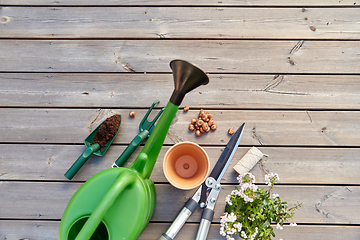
<box><xmin>59</xmin><ymin>103</ymin><xmax>178</xmax><ymax>240</ymax></box>
<box><xmin>59</xmin><ymin>166</ymin><xmax>156</xmax><ymax>240</ymax></box>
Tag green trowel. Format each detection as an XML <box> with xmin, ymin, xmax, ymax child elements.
<box><xmin>58</xmin><ymin>60</ymin><xmax>209</xmax><ymax>240</ymax></box>
<box><xmin>64</xmin><ymin>115</ymin><xmax>121</xmax><ymax>180</ymax></box>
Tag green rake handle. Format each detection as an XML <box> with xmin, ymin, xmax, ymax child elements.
<box><xmin>113</xmin><ymin>130</ymin><xmax>149</xmax><ymax>167</ymax></box>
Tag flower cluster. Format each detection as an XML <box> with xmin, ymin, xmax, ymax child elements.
<box><xmin>220</xmin><ymin>173</ymin><xmax>302</xmax><ymax>240</ymax></box>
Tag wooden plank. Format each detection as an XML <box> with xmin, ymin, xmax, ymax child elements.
<box><xmin>1</xmin><ymin>40</ymin><xmax>359</xmax><ymax>74</ymax></box>
<box><xmin>1</xmin><ymin>182</ymin><xmax>359</xmax><ymax>224</ymax></box>
<box><xmin>1</xmin><ymin>221</ymin><xmax>360</xmax><ymax>240</ymax></box>
<box><xmin>142</xmin><ymin>223</ymin><xmax>360</xmax><ymax>240</ymax></box>
<box><xmin>150</xmin><ymin>185</ymin><xmax>360</xmax><ymax>224</ymax></box>
<box><xmin>0</xmin><ymin>220</ymin><xmax>59</xmax><ymax>240</ymax></box>
<box><xmin>1</xmin><ymin>73</ymin><xmax>360</xmax><ymax>109</ymax></box>
<box><xmin>1</xmin><ymin>0</ymin><xmax>358</xmax><ymax>6</ymax></box>
<box><xmin>2</xmin><ymin>7</ymin><xmax>359</xmax><ymax>39</ymax></box>
<box><xmin>1</xmin><ymin>144</ymin><xmax>360</xmax><ymax>185</ymax></box>
<box><xmin>0</xmin><ymin>108</ymin><xmax>359</xmax><ymax>146</ymax></box>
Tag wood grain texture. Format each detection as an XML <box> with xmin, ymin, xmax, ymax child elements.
<box><xmin>1</xmin><ymin>144</ymin><xmax>359</xmax><ymax>185</ymax></box>
<box><xmin>1</xmin><ymin>221</ymin><xmax>360</xmax><ymax>240</ymax></box>
<box><xmin>0</xmin><ymin>108</ymin><xmax>359</xmax><ymax>146</ymax></box>
<box><xmin>141</xmin><ymin>223</ymin><xmax>360</xmax><ymax>240</ymax></box>
<box><xmin>1</xmin><ymin>7</ymin><xmax>359</xmax><ymax>39</ymax></box>
<box><xmin>0</xmin><ymin>182</ymin><xmax>359</xmax><ymax>224</ymax></box>
<box><xmin>1</xmin><ymin>0</ymin><xmax>358</xmax><ymax>6</ymax></box>
<box><xmin>1</xmin><ymin>73</ymin><xmax>360</xmax><ymax>109</ymax></box>
<box><xmin>1</xmin><ymin>0</ymin><xmax>359</xmax><ymax>238</ymax></box>
<box><xmin>1</xmin><ymin>40</ymin><xmax>359</xmax><ymax>73</ymax></box>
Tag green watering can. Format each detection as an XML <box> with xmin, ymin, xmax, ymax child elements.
<box><xmin>59</xmin><ymin>60</ymin><xmax>209</xmax><ymax>240</ymax></box>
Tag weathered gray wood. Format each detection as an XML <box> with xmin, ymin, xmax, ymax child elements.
<box><xmin>156</xmin><ymin>185</ymin><xmax>360</xmax><ymax>224</ymax></box>
<box><xmin>1</xmin><ymin>220</ymin><xmax>360</xmax><ymax>240</ymax></box>
<box><xmin>1</xmin><ymin>7</ymin><xmax>359</xmax><ymax>39</ymax></box>
<box><xmin>141</xmin><ymin>223</ymin><xmax>360</xmax><ymax>240</ymax></box>
<box><xmin>1</xmin><ymin>73</ymin><xmax>360</xmax><ymax>109</ymax></box>
<box><xmin>0</xmin><ymin>182</ymin><xmax>359</xmax><ymax>224</ymax></box>
<box><xmin>0</xmin><ymin>108</ymin><xmax>359</xmax><ymax>146</ymax></box>
<box><xmin>1</xmin><ymin>144</ymin><xmax>360</xmax><ymax>185</ymax></box>
<box><xmin>0</xmin><ymin>0</ymin><xmax>358</xmax><ymax>239</ymax></box>
<box><xmin>1</xmin><ymin>0</ymin><xmax>358</xmax><ymax>6</ymax></box>
<box><xmin>1</xmin><ymin>40</ymin><xmax>359</xmax><ymax>73</ymax></box>
<box><xmin>0</xmin><ymin>220</ymin><xmax>59</xmax><ymax>240</ymax></box>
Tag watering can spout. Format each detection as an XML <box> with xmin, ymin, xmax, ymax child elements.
<box><xmin>169</xmin><ymin>60</ymin><xmax>209</xmax><ymax>105</ymax></box>
<box><xmin>132</xmin><ymin>60</ymin><xmax>209</xmax><ymax>179</ymax></box>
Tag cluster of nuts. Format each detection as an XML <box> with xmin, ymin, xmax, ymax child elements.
<box><xmin>188</xmin><ymin>109</ymin><xmax>217</xmax><ymax>137</ymax></box>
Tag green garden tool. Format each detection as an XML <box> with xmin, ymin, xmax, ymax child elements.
<box><xmin>59</xmin><ymin>60</ymin><xmax>209</xmax><ymax>240</ymax></box>
<box><xmin>64</xmin><ymin>115</ymin><xmax>121</xmax><ymax>180</ymax></box>
<box><xmin>111</xmin><ymin>101</ymin><xmax>164</xmax><ymax>168</ymax></box>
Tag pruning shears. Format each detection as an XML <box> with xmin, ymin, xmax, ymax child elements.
<box><xmin>159</xmin><ymin>123</ymin><xmax>245</xmax><ymax>240</ymax></box>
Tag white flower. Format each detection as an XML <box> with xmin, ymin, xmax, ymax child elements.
<box><xmin>237</xmin><ymin>175</ymin><xmax>243</xmax><ymax>184</ymax></box>
<box><xmin>250</xmin><ymin>228</ymin><xmax>258</xmax><ymax>240</ymax></box>
<box><xmin>241</xmin><ymin>182</ymin><xmax>250</xmax><ymax>191</ymax></box>
<box><xmin>241</xmin><ymin>231</ymin><xmax>247</xmax><ymax>239</ymax></box>
<box><xmin>249</xmin><ymin>184</ymin><xmax>258</xmax><ymax>192</ymax></box>
<box><xmin>243</xmin><ymin>195</ymin><xmax>253</xmax><ymax>202</ymax></box>
<box><xmin>272</xmin><ymin>193</ymin><xmax>280</xmax><ymax>198</ymax></box>
<box><xmin>220</xmin><ymin>214</ymin><xmax>228</xmax><ymax>225</ymax></box>
<box><xmin>227</xmin><ymin>227</ymin><xmax>237</xmax><ymax>235</ymax></box>
<box><xmin>225</xmin><ymin>195</ymin><xmax>232</xmax><ymax>205</ymax></box>
<box><xmin>231</xmin><ymin>190</ymin><xmax>239</xmax><ymax>196</ymax></box>
<box><xmin>265</xmin><ymin>172</ymin><xmax>280</xmax><ymax>186</ymax></box>
<box><xmin>265</xmin><ymin>173</ymin><xmax>271</xmax><ymax>181</ymax></box>
<box><xmin>233</xmin><ymin>223</ymin><xmax>242</xmax><ymax>231</ymax></box>
<box><xmin>240</xmin><ymin>192</ymin><xmax>247</xmax><ymax>199</ymax></box>
<box><xmin>220</xmin><ymin>226</ymin><xmax>226</xmax><ymax>236</ymax></box>
<box><xmin>274</xmin><ymin>173</ymin><xmax>280</xmax><ymax>181</ymax></box>
<box><xmin>243</xmin><ymin>172</ymin><xmax>256</xmax><ymax>183</ymax></box>
<box><xmin>276</xmin><ymin>223</ymin><xmax>283</xmax><ymax>230</ymax></box>
<box><xmin>226</xmin><ymin>235</ymin><xmax>235</xmax><ymax>240</ymax></box>
<box><xmin>227</xmin><ymin>212</ymin><xmax>237</xmax><ymax>222</ymax></box>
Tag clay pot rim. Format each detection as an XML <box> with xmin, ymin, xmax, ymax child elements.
<box><xmin>163</xmin><ymin>141</ymin><xmax>210</xmax><ymax>190</ymax></box>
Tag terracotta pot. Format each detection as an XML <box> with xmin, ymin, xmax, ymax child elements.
<box><xmin>163</xmin><ymin>142</ymin><xmax>210</xmax><ymax>190</ymax></box>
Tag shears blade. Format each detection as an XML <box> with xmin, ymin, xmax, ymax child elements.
<box><xmin>199</xmin><ymin>123</ymin><xmax>245</xmax><ymax>206</ymax></box>
<box><xmin>215</xmin><ymin>122</ymin><xmax>245</xmax><ymax>182</ymax></box>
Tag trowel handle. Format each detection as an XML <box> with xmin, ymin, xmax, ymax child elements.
<box><xmin>64</xmin><ymin>143</ymin><xmax>100</xmax><ymax>180</ymax></box>
<box><xmin>113</xmin><ymin>130</ymin><xmax>149</xmax><ymax>167</ymax></box>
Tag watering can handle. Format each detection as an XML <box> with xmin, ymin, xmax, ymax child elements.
<box><xmin>73</xmin><ymin>171</ymin><xmax>137</xmax><ymax>240</ymax></box>
<box><xmin>113</xmin><ymin>130</ymin><xmax>149</xmax><ymax>167</ymax></box>
<box><xmin>64</xmin><ymin>143</ymin><xmax>100</xmax><ymax>180</ymax></box>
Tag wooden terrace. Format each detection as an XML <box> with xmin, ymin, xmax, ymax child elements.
<box><xmin>0</xmin><ymin>1</ymin><xmax>360</xmax><ymax>239</ymax></box>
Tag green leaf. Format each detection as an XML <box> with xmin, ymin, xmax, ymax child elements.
<box><xmin>236</xmin><ymin>201</ymin><xmax>243</xmax><ymax>211</ymax></box>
